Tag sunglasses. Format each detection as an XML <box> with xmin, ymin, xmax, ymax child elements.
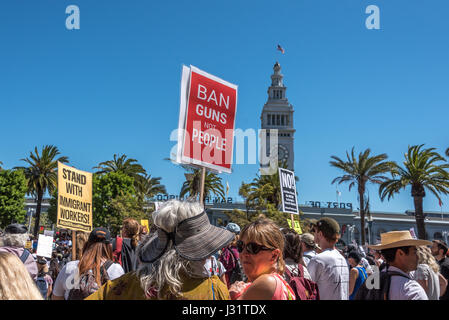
<box><xmin>237</xmin><ymin>240</ymin><xmax>273</xmax><ymax>254</ymax></box>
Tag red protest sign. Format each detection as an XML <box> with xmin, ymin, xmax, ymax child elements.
<box><xmin>178</xmin><ymin>66</ymin><xmax>238</xmax><ymax>173</ymax></box>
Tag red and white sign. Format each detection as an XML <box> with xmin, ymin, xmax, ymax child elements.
<box><xmin>177</xmin><ymin>65</ymin><xmax>238</xmax><ymax>173</ymax></box>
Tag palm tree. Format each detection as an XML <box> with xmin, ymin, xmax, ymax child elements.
<box><xmin>445</xmin><ymin>148</ymin><xmax>449</xmax><ymax>158</ymax></box>
<box><xmin>94</xmin><ymin>154</ymin><xmax>146</xmax><ymax>178</ymax></box>
<box><xmin>134</xmin><ymin>174</ymin><xmax>167</xmax><ymax>203</ymax></box>
<box><xmin>180</xmin><ymin>168</ymin><xmax>225</xmax><ymax>203</ymax></box>
<box><xmin>0</xmin><ymin>161</ymin><xmax>3</xmax><ymax>170</ymax></box>
<box><xmin>330</xmin><ymin>147</ymin><xmax>394</xmax><ymax>245</ymax></box>
<box><xmin>15</xmin><ymin>145</ymin><xmax>69</xmax><ymax>237</ymax></box>
<box><xmin>379</xmin><ymin>145</ymin><xmax>449</xmax><ymax>240</ymax></box>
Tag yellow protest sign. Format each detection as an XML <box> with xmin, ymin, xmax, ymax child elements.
<box><xmin>140</xmin><ymin>219</ymin><xmax>149</xmax><ymax>233</ymax></box>
<box><xmin>25</xmin><ymin>240</ymin><xmax>32</xmax><ymax>249</ymax></box>
<box><xmin>57</xmin><ymin>162</ymin><xmax>93</xmax><ymax>232</ymax></box>
<box><xmin>287</xmin><ymin>217</ymin><xmax>303</xmax><ymax>235</ymax></box>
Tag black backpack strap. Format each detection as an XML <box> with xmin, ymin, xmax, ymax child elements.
<box><xmin>20</xmin><ymin>249</ymin><xmax>31</xmax><ymax>263</ymax></box>
<box><xmin>103</xmin><ymin>260</ymin><xmax>114</xmax><ymax>272</ymax></box>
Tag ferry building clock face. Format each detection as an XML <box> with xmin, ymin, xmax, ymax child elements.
<box><xmin>271</xmin><ymin>144</ymin><xmax>289</xmax><ymax>162</ymax></box>
<box><xmin>278</xmin><ymin>144</ymin><xmax>289</xmax><ymax>161</ymax></box>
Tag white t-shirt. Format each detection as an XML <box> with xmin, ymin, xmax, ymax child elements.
<box><xmin>302</xmin><ymin>250</ymin><xmax>317</xmax><ymax>267</ymax></box>
<box><xmin>53</xmin><ymin>260</ymin><xmax>125</xmax><ymax>300</ymax></box>
<box><xmin>308</xmin><ymin>248</ymin><xmax>349</xmax><ymax>300</ymax></box>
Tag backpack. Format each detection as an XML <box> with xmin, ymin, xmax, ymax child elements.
<box><xmin>353</xmin><ymin>266</ymin><xmax>410</xmax><ymax>300</ymax></box>
<box><xmin>284</xmin><ymin>264</ymin><xmax>320</xmax><ymax>300</ymax></box>
<box><xmin>67</xmin><ymin>260</ymin><xmax>113</xmax><ymax>300</ymax></box>
<box><xmin>36</xmin><ymin>274</ymin><xmax>48</xmax><ymax>299</ymax></box>
<box><xmin>112</xmin><ymin>237</ymin><xmax>123</xmax><ymax>265</ymax></box>
<box><xmin>228</xmin><ymin>249</ymin><xmax>245</xmax><ymax>284</ymax></box>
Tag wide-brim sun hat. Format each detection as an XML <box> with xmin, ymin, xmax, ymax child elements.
<box><xmin>139</xmin><ymin>211</ymin><xmax>234</xmax><ymax>263</ymax></box>
<box><xmin>367</xmin><ymin>230</ymin><xmax>432</xmax><ymax>250</ymax></box>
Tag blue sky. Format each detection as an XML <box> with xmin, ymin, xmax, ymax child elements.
<box><xmin>1</xmin><ymin>0</ymin><xmax>448</xmax><ymax>214</ymax></box>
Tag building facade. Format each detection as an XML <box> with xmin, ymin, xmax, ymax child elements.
<box><xmin>204</xmin><ymin>202</ymin><xmax>449</xmax><ymax>245</ymax></box>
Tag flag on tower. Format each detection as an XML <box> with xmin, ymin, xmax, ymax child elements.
<box><xmin>337</xmin><ymin>190</ymin><xmax>342</xmax><ymax>197</ymax></box>
<box><xmin>439</xmin><ymin>198</ymin><xmax>443</xmax><ymax>207</ymax></box>
<box><xmin>277</xmin><ymin>44</ymin><xmax>285</xmax><ymax>54</ymax></box>
<box><xmin>226</xmin><ymin>181</ymin><xmax>230</xmax><ymax>198</ymax></box>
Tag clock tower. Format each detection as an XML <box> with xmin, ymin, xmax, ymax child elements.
<box><xmin>260</xmin><ymin>62</ymin><xmax>295</xmax><ymax>171</ymax></box>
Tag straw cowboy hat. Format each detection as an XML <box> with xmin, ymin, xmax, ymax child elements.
<box><xmin>368</xmin><ymin>230</ymin><xmax>432</xmax><ymax>250</ymax></box>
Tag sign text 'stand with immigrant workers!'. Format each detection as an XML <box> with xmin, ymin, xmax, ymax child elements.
<box><xmin>177</xmin><ymin>65</ymin><xmax>238</xmax><ymax>173</ymax></box>
<box><xmin>279</xmin><ymin>168</ymin><xmax>299</xmax><ymax>215</ymax></box>
<box><xmin>57</xmin><ymin>162</ymin><xmax>93</xmax><ymax>232</ymax></box>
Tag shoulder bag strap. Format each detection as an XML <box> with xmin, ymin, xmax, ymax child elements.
<box><xmin>297</xmin><ymin>263</ymin><xmax>304</xmax><ymax>278</ymax></box>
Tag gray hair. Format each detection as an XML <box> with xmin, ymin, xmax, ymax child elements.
<box><xmin>137</xmin><ymin>200</ymin><xmax>204</xmax><ymax>299</ymax></box>
<box><xmin>2</xmin><ymin>233</ymin><xmax>29</xmax><ymax>248</ymax></box>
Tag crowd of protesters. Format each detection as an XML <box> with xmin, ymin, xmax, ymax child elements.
<box><xmin>1</xmin><ymin>199</ymin><xmax>449</xmax><ymax>301</ymax></box>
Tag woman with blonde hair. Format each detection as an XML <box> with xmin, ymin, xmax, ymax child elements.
<box><xmin>412</xmin><ymin>245</ymin><xmax>448</xmax><ymax>300</ymax></box>
<box><xmin>229</xmin><ymin>218</ymin><xmax>295</xmax><ymax>300</ymax></box>
<box><xmin>0</xmin><ymin>252</ymin><xmax>43</xmax><ymax>300</ymax></box>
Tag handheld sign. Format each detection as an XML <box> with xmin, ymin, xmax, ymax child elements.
<box><xmin>57</xmin><ymin>162</ymin><xmax>93</xmax><ymax>232</ymax></box>
<box><xmin>36</xmin><ymin>234</ymin><xmax>53</xmax><ymax>259</ymax></box>
<box><xmin>287</xmin><ymin>217</ymin><xmax>303</xmax><ymax>234</ymax></box>
<box><xmin>140</xmin><ymin>219</ymin><xmax>149</xmax><ymax>233</ymax></box>
<box><xmin>279</xmin><ymin>168</ymin><xmax>299</xmax><ymax>215</ymax></box>
<box><xmin>177</xmin><ymin>65</ymin><xmax>238</xmax><ymax>173</ymax></box>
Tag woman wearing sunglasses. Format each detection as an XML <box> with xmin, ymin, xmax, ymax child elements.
<box><xmin>229</xmin><ymin>218</ymin><xmax>295</xmax><ymax>300</ymax></box>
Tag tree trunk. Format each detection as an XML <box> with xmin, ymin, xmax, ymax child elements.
<box><xmin>413</xmin><ymin>196</ymin><xmax>427</xmax><ymax>240</ymax></box>
<box><xmin>33</xmin><ymin>189</ymin><xmax>43</xmax><ymax>238</ymax></box>
<box><xmin>359</xmin><ymin>186</ymin><xmax>366</xmax><ymax>245</ymax></box>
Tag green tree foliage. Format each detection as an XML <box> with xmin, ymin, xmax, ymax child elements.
<box><xmin>0</xmin><ymin>170</ymin><xmax>28</xmax><ymax>227</ymax></box>
<box><xmin>379</xmin><ymin>145</ymin><xmax>449</xmax><ymax>240</ymax></box>
<box><xmin>330</xmin><ymin>147</ymin><xmax>394</xmax><ymax>245</ymax></box>
<box><xmin>0</xmin><ymin>161</ymin><xmax>3</xmax><ymax>170</ymax></box>
<box><xmin>446</xmin><ymin>148</ymin><xmax>449</xmax><ymax>158</ymax></box>
<box><xmin>107</xmin><ymin>194</ymin><xmax>148</xmax><ymax>236</ymax></box>
<box><xmin>47</xmin><ymin>190</ymin><xmax>58</xmax><ymax>226</ymax></box>
<box><xmin>92</xmin><ymin>172</ymin><xmax>135</xmax><ymax>226</ymax></box>
<box><xmin>15</xmin><ymin>145</ymin><xmax>69</xmax><ymax>237</ymax></box>
<box><xmin>134</xmin><ymin>174</ymin><xmax>167</xmax><ymax>204</ymax></box>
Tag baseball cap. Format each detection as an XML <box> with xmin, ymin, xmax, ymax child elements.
<box><xmin>300</xmin><ymin>233</ymin><xmax>318</xmax><ymax>249</ymax></box>
<box><xmin>88</xmin><ymin>227</ymin><xmax>111</xmax><ymax>244</ymax></box>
